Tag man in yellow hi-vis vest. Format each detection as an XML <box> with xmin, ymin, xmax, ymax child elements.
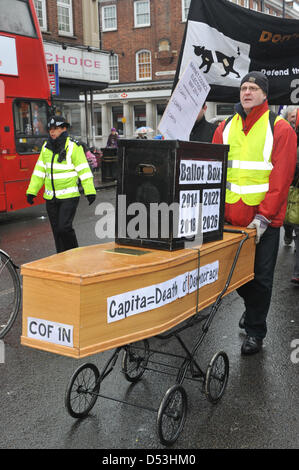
<box><xmin>26</xmin><ymin>116</ymin><xmax>96</xmax><ymax>253</ymax></box>
<box><xmin>213</xmin><ymin>72</ymin><xmax>297</xmax><ymax>355</ymax></box>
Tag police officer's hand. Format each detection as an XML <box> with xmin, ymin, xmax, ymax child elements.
<box><xmin>87</xmin><ymin>194</ymin><xmax>96</xmax><ymax>206</ymax></box>
<box><xmin>247</xmin><ymin>214</ymin><xmax>270</xmax><ymax>244</ymax></box>
<box><xmin>27</xmin><ymin>194</ymin><xmax>36</xmax><ymax>205</ymax></box>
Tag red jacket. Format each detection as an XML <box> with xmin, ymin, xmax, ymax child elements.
<box><xmin>213</xmin><ymin>100</ymin><xmax>297</xmax><ymax>227</ymax></box>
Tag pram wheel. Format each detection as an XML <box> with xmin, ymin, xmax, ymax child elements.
<box><xmin>205</xmin><ymin>351</ymin><xmax>229</xmax><ymax>403</ymax></box>
<box><xmin>157</xmin><ymin>384</ymin><xmax>187</xmax><ymax>446</ymax></box>
<box><xmin>122</xmin><ymin>340</ymin><xmax>149</xmax><ymax>383</ymax></box>
<box><xmin>65</xmin><ymin>363</ymin><xmax>100</xmax><ymax>418</ymax></box>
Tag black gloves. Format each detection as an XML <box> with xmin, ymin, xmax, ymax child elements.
<box><xmin>87</xmin><ymin>194</ymin><xmax>96</xmax><ymax>206</ymax></box>
<box><xmin>27</xmin><ymin>194</ymin><xmax>36</xmax><ymax>205</ymax></box>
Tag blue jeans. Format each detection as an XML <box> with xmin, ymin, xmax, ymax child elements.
<box><xmin>237</xmin><ymin>226</ymin><xmax>280</xmax><ymax>339</ymax></box>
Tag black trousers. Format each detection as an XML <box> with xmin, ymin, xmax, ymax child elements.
<box><xmin>46</xmin><ymin>197</ymin><xmax>80</xmax><ymax>253</ymax></box>
<box><xmin>237</xmin><ymin>226</ymin><xmax>280</xmax><ymax>339</ymax></box>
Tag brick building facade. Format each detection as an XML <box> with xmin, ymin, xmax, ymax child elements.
<box><xmin>95</xmin><ymin>0</ymin><xmax>190</xmax><ymax>147</ymax></box>
<box><xmin>94</xmin><ymin>0</ymin><xmax>299</xmax><ymax>148</ymax></box>
<box><xmin>34</xmin><ymin>0</ymin><xmax>299</xmax><ymax>146</ymax></box>
<box><xmin>34</xmin><ymin>0</ymin><xmax>109</xmax><ymax>142</ymax></box>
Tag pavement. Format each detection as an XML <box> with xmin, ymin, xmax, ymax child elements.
<box><xmin>93</xmin><ymin>169</ymin><xmax>117</xmax><ymax>191</ymax></box>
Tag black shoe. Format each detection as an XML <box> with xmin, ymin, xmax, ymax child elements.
<box><xmin>239</xmin><ymin>312</ymin><xmax>246</xmax><ymax>329</ymax></box>
<box><xmin>284</xmin><ymin>235</ymin><xmax>293</xmax><ymax>246</ymax></box>
<box><xmin>241</xmin><ymin>336</ymin><xmax>263</xmax><ymax>355</ymax></box>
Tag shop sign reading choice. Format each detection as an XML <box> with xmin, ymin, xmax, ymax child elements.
<box><xmin>107</xmin><ymin>261</ymin><xmax>219</xmax><ymax>323</ymax></box>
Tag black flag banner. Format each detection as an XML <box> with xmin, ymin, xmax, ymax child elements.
<box><xmin>174</xmin><ymin>0</ymin><xmax>299</xmax><ymax>104</ymax></box>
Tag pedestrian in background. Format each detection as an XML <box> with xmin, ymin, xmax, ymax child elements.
<box><xmin>213</xmin><ymin>71</ymin><xmax>297</xmax><ymax>355</ymax></box>
<box><xmin>290</xmin><ymin>111</ymin><xmax>299</xmax><ymax>285</ymax></box>
<box><xmin>106</xmin><ymin>127</ymin><xmax>119</xmax><ymax>148</ymax></box>
<box><xmin>282</xmin><ymin>105</ymin><xmax>299</xmax><ymax>245</ymax></box>
<box><xmin>189</xmin><ymin>101</ymin><xmax>218</xmax><ymax>143</ymax></box>
<box><xmin>26</xmin><ymin>116</ymin><xmax>96</xmax><ymax>253</ymax></box>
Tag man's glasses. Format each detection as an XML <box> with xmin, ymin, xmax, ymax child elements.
<box><xmin>240</xmin><ymin>86</ymin><xmax>261</xmax><ymax>93</ymax></box>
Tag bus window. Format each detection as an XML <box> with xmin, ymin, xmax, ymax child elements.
<box><xmin>14</xmin><ymin>100</ymin><xmax>48</xmax><ymax>154</ymax></box>
<box><xmin>0</xmin><ymin>0</ymin><xmax>37</xmax><ymax>37</ymax></box>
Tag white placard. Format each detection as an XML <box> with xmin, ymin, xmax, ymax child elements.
<box><xmin>107</xmin><ymin>260</ymin><xmax>219</xmax><ymax>324</ymax></box>
<box><xmin>158</xmin><ymin>60</ymin><xmax>210</xmax><ymax>140</ymax></box>
<box><xmin>202</xmin><ymin>188</ymin><xmax>221</xmax><ymax>233</ymax></box>
<box><xmin>188</xmin><ymin>261</ymin><xmax>219</xmax><ymax>293</ymax></box>
<box><xmin>27</xmin><ymin>317</ymin><xmax>73</xmax><ymax>348</ymax></box>
<box><xmin>0</xmin><ymin>36</ymin><xmax>18</xmax><ymax>76</ymax></box>
<box><xmin>178</xmin><ymin>190</ymin><xmax>200</xmax><ymax>238</ymax></box>
<box><xmin>180</xmin><ymin>160</ymin><xmax>222</xmax><ymax>185</ymax></box>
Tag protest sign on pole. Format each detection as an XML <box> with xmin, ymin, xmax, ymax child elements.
<box><xmin>158</xmin><ymin>60</ymin><xmax>210</xmax><ymax>140</ymax></box>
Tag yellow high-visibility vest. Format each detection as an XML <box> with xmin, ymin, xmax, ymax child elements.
<box><xmin>223</xmin><ymin>110</ymin><xmax>282</xmax><ymax>206</ymax></box>
<box><xmin>27</xmin><ymin>137</ymin><xmax>96</xmax><ymax>200</ymax></box>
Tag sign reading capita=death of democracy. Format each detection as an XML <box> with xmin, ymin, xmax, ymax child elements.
<box><xmin>158</xmin><ymin>59</ymin><xmax>210</xmax><ymax>140</ymax></box>
<box><xmin>107</xmin><ymin>260</ymin><xmax>219</xmax><ymax>324</ymax></box>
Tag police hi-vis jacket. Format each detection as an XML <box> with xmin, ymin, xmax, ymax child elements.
<box><xmin>27</xmin><ymin>137</ymin><xmax>96</xmax><ymax>200</ymax></box>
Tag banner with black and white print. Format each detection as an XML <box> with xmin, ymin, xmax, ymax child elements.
<box><xmin>174</xmin><ymin>0</ymin><xmax>299</xmax><ymax>104</ymax></box>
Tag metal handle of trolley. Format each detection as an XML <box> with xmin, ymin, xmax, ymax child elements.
<box><xmin>64</xmin><ymin>229</ymin><xmax>250</xmax><ymax>447</ymax></box>
<box><xmin>0</xmin><ymin>249</ymin><xmax>21</xmax><ymax>339</ymax></box>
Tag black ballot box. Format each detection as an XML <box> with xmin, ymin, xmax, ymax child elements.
<box><xmin>115</xmin><ymin>139</ymin><xmax>229</xmax><ymax>251</ymax></box>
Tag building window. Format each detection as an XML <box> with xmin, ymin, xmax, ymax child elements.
<box><xmin>94</xmin><ymin>106</ymin><xmax>102</xmax><ymax>136</ymax></box>
<box><xmin>265</xmin><ymin>7</ymin><xmax>270</xmax><ymax>14</ymax></box>
<box><xmin>57</xmin><ymin>0</ymin><xmax>73</xmax><ymax>36</ymax></box>
<box><xmin>109</xmin><ymin>54</ymin><xmax>119</xmax><ymax>82</ymax></box>
<box><xmin>252</xmin><ymin>1</ymin><xmax>258</xmax><ymax>11</ymax></box>
<box><xmin>216</xmin><ymin>104</ymin><xmax>235</xmax><ymax>115</ymax></box>
<box><xmin>34</xmin><ymin>0</ymin><xmax>47</xmax><ymax>31</ymax></box>
<box><xmin>182</xmin><ymin>0</ymin><xmax>191</xmax><ymax>22</ymax></box>
<box><xmin>136</xmin><ymin>50</ymin><xmax>151</xmax><ymax>80</ymax></box>
<box><xmin>243</xmin><ymin>0</ymin><xmax>249</xmax><ymax>7</ymax></box>
<box><xmin>134</xmin><ymin>105</ymin><xmax>146</xmax><ymax>130</ymax></box>
<box><xmin>102</xmin><ymin>5</ymin><xmax>117</xmax><ymax>31</ymax></box>
<box><xmin>157</xmin><ymin>103</ymin><xmax>166</xmax><ymax>127</ymax></box>
<box><xmin>112</xmin><ymin>106</ymin><xmax>124</xmax><ymax>136</ymax></box>
<box><xmin>134</xmin><ymin>0</ymin><xmax>150</xmax><ymax>28</ymax></box>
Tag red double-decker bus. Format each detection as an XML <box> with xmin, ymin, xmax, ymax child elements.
<box><xmin>0</xmin><ymin>0</ymin><xmax>51</xmax><ymax>212</ymax></box>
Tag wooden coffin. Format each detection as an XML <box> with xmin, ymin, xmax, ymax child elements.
<box><xmin>21</xmin><ymin>227</ymin><xmax>256</xmax><ymax>358</ymax></box>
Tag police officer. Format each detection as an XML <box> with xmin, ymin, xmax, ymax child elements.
<box><xmin>26</xmin><ymin>115</ymin><xmax>96</xmax><ymax>253</ymax></box>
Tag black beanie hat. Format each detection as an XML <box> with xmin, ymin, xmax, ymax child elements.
<box><xmin>240</xmin><ymin>71</ymin><xmax>268</xmax><ymax>95</ymax></box>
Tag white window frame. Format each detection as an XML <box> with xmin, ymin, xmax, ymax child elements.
<box><xmin>136</xmin><ymin>50</ymin><xmax>152</xmax><ymax>81</ymax></box>
<box><xmin>101</xmin><ymin>5</ymin><xmax>117</xmax><ymax>32</ymax></box>
<box><xmin>134</xmin><ymin>0</ymin><xmax>150</xmax><ymax>28</ymax></box>
<box><xmin>109</xmin><ymin>54</ymin><xmax>119</xmax><ymax>83</ymax></box>
<box><xmin>57</xmin><ymin>0</ymin><xmax>74</xmax><ymax>37</ymax></box>
<box><xmin>34</xmin><ymin>0</ymin><xmax>47</xmax><ymax>31</ymax></box>
<box><xmin>252</xmin><ymin>1</ymin><xmax>258</xmax><ymax>11</ymax></box>
<box><xmin>181</xmin><ymin>0</ymin><xmax>191</xmax><ymax>22</ymax></box>
<box><xmin>243</xmin><ymin>0</ymin><xmax>249</xmax><ymax>8</ymax></box>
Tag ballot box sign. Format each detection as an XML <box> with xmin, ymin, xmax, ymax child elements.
<box><xmin>27</xmin><ymin>317</ymin><xmax>73</xmax><ymax>347</ymax></box>
<box><xmin>178</xmin><ymin>190</ymin><xmax>200</xmax><ymax>238</ymax></box>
